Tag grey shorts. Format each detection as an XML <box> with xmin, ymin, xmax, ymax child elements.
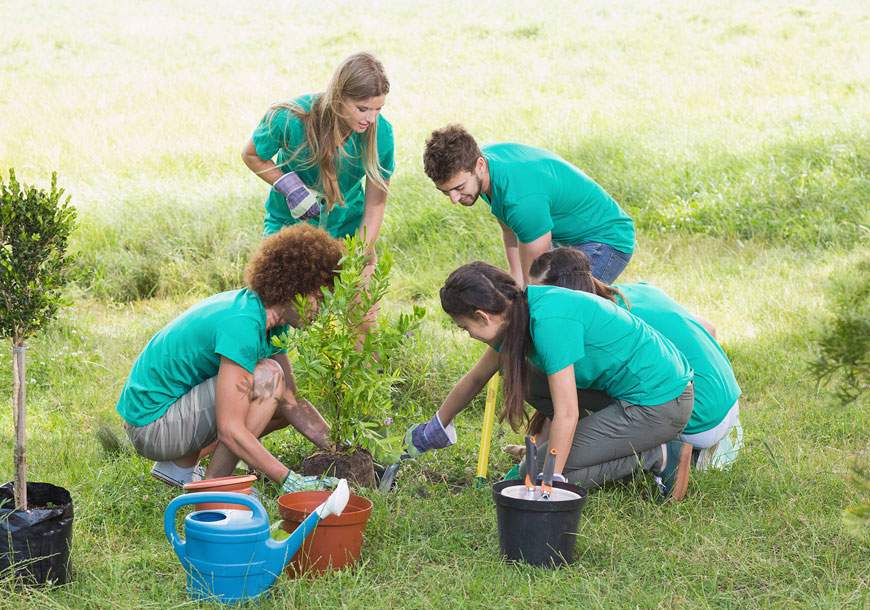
<box><xmin>124</xmin><ymin>377</ymin><xmax>218</xmax><ymax>461</ymax></box>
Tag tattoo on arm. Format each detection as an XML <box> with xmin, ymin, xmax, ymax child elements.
<box><xmin>236</xmin><ymin>376</ymin><xmax>289</xmax><ymax>412</ymax></box>
<box><xmin>236</xmin><ymin>377</ymin><xmax>255</xmax><ymax>401</ymax></box>
<box><xmin>255</xmin><ymin>366</ymin><xmax>278</xmax><ymax>397</ymax></box>
<box><xmin>236</xmin><ymin>368</ymin><xmax>278</xmax><ymax>402</ymax></box>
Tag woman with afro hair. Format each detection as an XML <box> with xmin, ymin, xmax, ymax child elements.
<box><xmin>116</xmin><ymin>224</ymin><xmax>343</xmax><ymax>493</ymax></box>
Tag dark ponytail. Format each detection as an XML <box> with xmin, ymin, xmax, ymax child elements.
<box><xmin>440</xmin><ymin>262</ymin><xmax>531</xmax><ymax>432</ymax></box>
<box><xmin>529</xmin><ymin>248</ymin><xmax>628</xmax><ymax>306</ymax></box>
<box><xmin>499</xmin><ymin>286</ymin><xmax>530</xmax><ymax>431</ymax></box>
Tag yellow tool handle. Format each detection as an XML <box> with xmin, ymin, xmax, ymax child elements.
<box><xmin>475</xmin><ymin>373</ymin><xmax>500</xmax><ymax>481</ymax></box>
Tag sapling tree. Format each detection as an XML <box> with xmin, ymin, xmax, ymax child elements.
<box><xmin>274</xmin><ymin>233</ymin><xmax>424</xmax><ymax>461</ymax></box>
<box><xmin>0</xmin><ymin>170</ymin><xmax>77</xmax><ymax>510</ymax></box>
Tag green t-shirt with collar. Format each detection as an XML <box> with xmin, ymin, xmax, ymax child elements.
<box><xmin>613</xmin><ymin>283</ymin><xmax>741</xmax><ymax>434</ymax></box>
<box><xmin>480</xmin><ymin>143</ymin><xmax>635</xmax><ymax>253</ymax></box>
<box><xmin>116</xmin><ymin>289</ymin><xmax>288</xmax><ymax>427</ymax></box>
<box><xmin>526</xmin><ymin>285</ymin><xmax>691</xmax><ymax>407</ymax></box>
<box><xmin>252</xmin><ymin>94</ymin><xmax>396</xmax><ymax>238</ymax></box>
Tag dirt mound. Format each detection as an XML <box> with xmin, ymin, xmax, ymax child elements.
<box><xmin>302</xmin><ymin>448</ymin><xmax>376</xmax><ymax>488</ymax></box>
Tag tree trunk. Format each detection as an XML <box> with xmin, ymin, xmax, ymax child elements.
<box><xmin>12</xmin><ymin>342</ymin><xmax>27</xmax><ymax>511</ymax></box>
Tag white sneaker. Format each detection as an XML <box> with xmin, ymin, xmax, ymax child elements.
<box><xmin>150</xmin><ymin>461</ymin><xmax>204</xmax><ymax>488</ymax></box>
<box><xmin>696</xmin><ymin>423</ymin><xmax>744</xmax><ymax>471</ymax></box>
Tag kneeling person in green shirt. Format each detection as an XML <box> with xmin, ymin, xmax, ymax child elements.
<box><xmin>116</xmin><ymin>225</ymin><xmax>342</xmax><ymax>493</ymax></box>
<box><xmin>423</xmin><ymin>124</ymin><xmax>635</xmax><ymax>286</ymax></box>
<box><xmin>406</xmin><ymin>261</ymin><xmax>695</xmax><ymax>502</ymax></box>
<box><xmin>530</xmin><ymin>247</ymin><xmax>743</xmax><ymax>469</ymax></box>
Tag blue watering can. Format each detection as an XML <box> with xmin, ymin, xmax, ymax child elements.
<box><xmin>164</xmin><ymin>480</ymin><xmax>350</xmax><ymax>604</ymax></box>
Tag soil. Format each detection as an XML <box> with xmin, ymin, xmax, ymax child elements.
<box><xmin>302</xmin><ymin>448</ymin><xmax>376</xmax><ymax>488</ymax></box>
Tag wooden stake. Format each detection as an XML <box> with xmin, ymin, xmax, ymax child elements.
<box><xmin>12</xmin><ymin>343</ymin><xmax>27</xmax><ymax>511</ymax></box>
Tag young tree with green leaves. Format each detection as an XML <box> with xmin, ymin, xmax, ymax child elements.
<box><xmin>0</xmin><ymin>170</ymin><xmax>77</xmax><ymax>510</ymax></box>
<box><xmin>274</xmin><ymin>233</ymin><xmax>424</xmax><ymax>465</ymax></box>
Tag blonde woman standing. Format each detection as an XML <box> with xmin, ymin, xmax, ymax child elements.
<box><xmin>242</xmin><ymin>52</ymin><xmax>394</xmax><ymax>259</ymax></box>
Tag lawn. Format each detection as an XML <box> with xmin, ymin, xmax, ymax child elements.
<box><xmin>0</xmin><ymin>1</ymin><xmax>868</xmax><ymax>608</ymax></box>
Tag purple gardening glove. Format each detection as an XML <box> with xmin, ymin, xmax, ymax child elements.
<box><xmin>273</xmin><ymin>172</ymin><xmax>322</xmax><ymax>221</ymax></box>
<box><xmin>404</xmin><ymin>413</ymin><xmax>457</xmax><ymax>457</ymax></box>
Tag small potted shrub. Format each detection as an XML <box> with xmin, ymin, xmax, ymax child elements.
<box><xmin>0</xmin><ymin>170</ymin><xmax>77</xmax><ymax>585</ymax></box>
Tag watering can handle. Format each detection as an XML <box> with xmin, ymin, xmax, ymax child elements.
<box><xmin>163</xmin><ymin>492</ymin><xmax>268</xmax><ymax>563</ymax></box>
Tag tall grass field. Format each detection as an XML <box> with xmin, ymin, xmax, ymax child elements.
<box><xmin>1</xmin><ymin>1</ymin><xmax>868</xmax><ymax>608</ymax></box>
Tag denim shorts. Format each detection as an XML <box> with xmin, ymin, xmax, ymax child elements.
<box><xmin>567</xmin><ymin>242</ymin><xmax>633</xmax><ymax>283</ymax></box>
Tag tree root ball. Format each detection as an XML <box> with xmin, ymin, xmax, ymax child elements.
<box><xmin>302</xmin><ymin>448</ymin><xmax>376</xmax><ymax>488</ymax></box>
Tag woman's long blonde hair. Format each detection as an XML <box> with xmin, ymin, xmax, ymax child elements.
<box><xmin>268</xmin><ymin>52</ymin><xmax>390</xmax><ymax>206</ymax></box>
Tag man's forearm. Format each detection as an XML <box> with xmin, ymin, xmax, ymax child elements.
<box><xmin>505</xmin><ymin>245</ymin><xmax>524</xmax><ymax>287</ymax></box>
<box><xmin>219</xmin><ymin>428</ymin><xmax>289</xmax><ymax>483</ymax></box>
<box><xmin>517</xmin><ymin>234</ymin><xmax>552</xmax><ymax>286</ymax></box>
<box><xmin>278</xmin><ymin>398</ymin><xmax>332</xmax><ymax>450</ymax></box>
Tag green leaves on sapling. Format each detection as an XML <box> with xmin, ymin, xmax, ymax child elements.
<box><xmin>0</xmin><ymin>169</ymin><xmax>77</xmax><ymax>344</ymax></box>
<box><xmin>273</xmin><ymin>234</ymin><xmax>425</xmax><ymax>460</ymax></box>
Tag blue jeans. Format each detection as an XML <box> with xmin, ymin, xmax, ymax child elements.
<box><xmin>570</xmin><ymin>242</ymin><xmax>632</xmax><ymax>283</ymax></box>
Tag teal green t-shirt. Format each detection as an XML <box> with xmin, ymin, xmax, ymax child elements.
<box><xmin>480</xmin><ymin>143</ymin><xmax>635</xmax><ymax>253</ymax></box>
<box><xmin>613</xmin><ymin>283</ymin><xmax>741</xmax><ymax>434</ymax></box>
<box><xmin>526</xmin><ymin>285</ymin><xmax>692</xmax><ymax>408</ymax></box>
<box><xmin>116</xmin><ymin>289</ymin><xmax>288</xmax><ymax>427</ymax></box>
<box><xmin>252</xmin><ymin>94</ymin><xmax>396</xmax><ymax>238</ymax></box>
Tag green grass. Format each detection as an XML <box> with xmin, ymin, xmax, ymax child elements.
<box><xmin>0</xmin><ymin>0</ymin><xmax>868</xmax><ymax>607</ymax></box>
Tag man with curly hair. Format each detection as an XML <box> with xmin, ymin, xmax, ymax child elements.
<box><xmin>423</xmin><ymin>124</ymin><xmax>636</xmax><ymax>285</ymax></box>
<box><xmin>116</xmin><ymin>224</ymin><xmax>343</xmax><ymax>493</ymax></box>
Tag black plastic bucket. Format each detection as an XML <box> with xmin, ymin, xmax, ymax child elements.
<box><xmin>0</xmin><ymin>482</ymin><xmax>74</xmax><ymax>585</ymax></box>
<box><xmin>492</xmin><ymin>479</ymin><xmax>586</xmax><ymax>568</ymax></box>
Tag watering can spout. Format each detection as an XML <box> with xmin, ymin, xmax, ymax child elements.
<box><xmin>267</xmin><ymin>479</ymin><xmax>350</xmax><ymax>574</ymax></box>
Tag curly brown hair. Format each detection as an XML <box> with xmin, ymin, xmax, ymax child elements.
<box><xmin>245</xmin><ymin>224</ymin><xmax>343</xmax><ymax>307</ymax></box>
<box><xmin>423</xmin><ymin>124</ymin><xmax>482</xmax><ymax>184</ymax></box>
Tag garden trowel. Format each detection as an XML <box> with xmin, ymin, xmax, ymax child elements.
<box><xmin>378</xmin><ymin>452</ymin><xmax>411</xmax><ymax>493</ymax></box>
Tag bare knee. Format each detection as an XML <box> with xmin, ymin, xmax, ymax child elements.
<box><xmin>251</xmin><ymin>359</ymin><xmax>284</xmax><ymax>400</ymax></box>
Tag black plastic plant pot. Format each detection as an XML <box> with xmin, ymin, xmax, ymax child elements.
<box><xmin>492</xmin><ymin>479</ymin><xmax>587</xmax><ymax>568</ymax></box>
<box><xmin>0</xmin><ymin>482</ymin><xmax>74</xmax><ymax>585</ymax></box>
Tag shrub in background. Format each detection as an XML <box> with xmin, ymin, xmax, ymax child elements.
<box><xmin>811</xmin><ymin>256</ymin><xmax>869</xmax><ymax>405</ymax></box>
<box><xmin>810</xmin><ymin>255</ymin><xmax>869</xmax><ymax>541</ymax></box>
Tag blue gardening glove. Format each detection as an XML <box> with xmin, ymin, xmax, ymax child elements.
<box><xmin>273</xmin><ymin>172</ymin><xmax>322</xmax><ymax>221</ymax></box>
<box><xmin>280</xmin><ymin>470</ymin><xmax>339</xmax><ymax>494</ymax></box>
<box><xmin>404</xmin><ymin>413</ymin><xmax>457</xmax><ymax>457</ymax></box>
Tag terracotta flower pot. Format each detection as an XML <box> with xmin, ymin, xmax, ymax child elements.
<box><xmin>277</xmin><ymin>490</ymin><xmax>373</xmax><ymax>576</ymax></box>
<box><xmin>183</xmin><ymin>474</ymin><xmax>257</xmax><ymax>511</ymax></box>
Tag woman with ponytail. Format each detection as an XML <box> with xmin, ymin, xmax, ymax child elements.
<box><xmin>242</xmin><ymin>52</ymin><xmax>394</xmax><ymax>258</ymax></box>
<box><xmin>405</xmin><ymin>261</ymin><xmax>696</xmax><ymax>501</ymax></box>
<box><xmin>529</xmin><ymin>248</ymin><xmax>743</xmax><ymax>470</ymax></box>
